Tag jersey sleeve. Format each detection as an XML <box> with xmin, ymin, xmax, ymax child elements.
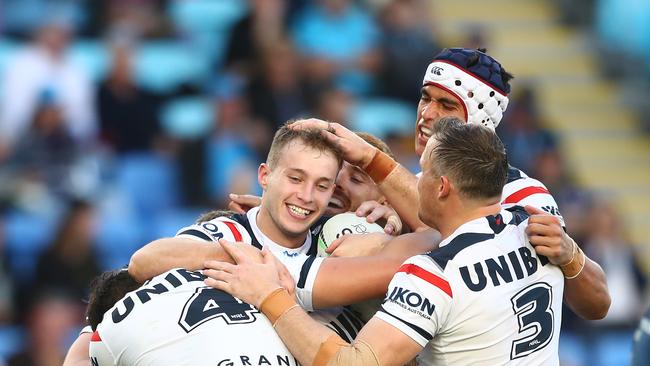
<box><xmin>374</xmin><ymin>255</ymin><xmax>452</xmax><ymax>347</ymax></box>
<box><xmin>278</xmin><ymin>254</ymin><xmax>324</xmax><ymax>311</ymax></box>
<box><xmin>501</xmin><ymin>176</ymin><xmax>565</xmax><ymax>226</ymax></box>
<box><xmin>89</xmin><ymin>331</ymin><xmax>116</xmax><ymax>365</ymax></box>
<box><xmin>175</xmin><ymin>217</ymin><xmax>251</xmax><ymax>243</ymax></box>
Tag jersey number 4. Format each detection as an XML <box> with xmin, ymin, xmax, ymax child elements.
<box><xmin>510</xmin><ymin>282</ymin><xmax>554</xmax><ymax>360</ymax></box>
<box><xmin>178</xmin><ymin>287</ymin><xmax>259</xmax><ymax>333</ymax></box>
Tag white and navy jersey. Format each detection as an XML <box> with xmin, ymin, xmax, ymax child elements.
<box><xmin>174</xmin><ymin>207</ymin><xmax>363</xmax><ymax>340</ymax></box>
<box><xmin>376</xmin><ymin>207</ymin><xmax>564</xmax><ymax>366</ymax></box>
<box><xmin>90</xmin><ymin>268</ymin><xmax>300</xmax><ymax>365</ymax></box>
<box><xmin>418</xmin><ymin>165</ymin><xmax>564</xmax><ymax>226</ymax></box>
<box><xmin>175</xmin><ymin>206</ymin><xmax>326</xmax><ymax>310</ymax></box>
<box><xmin>501</xmin><ymin>166</ymin><xmax>564</xmax><ymax>226</ymax></box>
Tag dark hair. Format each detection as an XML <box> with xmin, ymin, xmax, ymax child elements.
<box><xmin>355</xmin><ymin>132</ymin><xmax>396</xmax><ymax>160</ymax></box>
<box><xmin>196</xmin><ymin>209</ymin><xmax>237</xmax><ymax>223</ymax></box>
<box><xmin>427</xmin><ymin>117</ymin><xmax>508</xmax><ymax>199</ymax></box>
<box><xmin>86</xmin><ymin>269</ymin><xmax>140</xmax><ymax>330</ymax></box>
<box><xmin>267</xmin><ymin>120</ymin><xmax>343</xmax><ymax>169</ymax></box>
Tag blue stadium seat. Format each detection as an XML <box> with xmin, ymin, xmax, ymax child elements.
<box><xmin>3</xmin><ymin>210</ymin><xmax>59</xmax><ymax>284</ymax></box>
<box><xmin>0</xmin><ymin>325</ymin><xmax>26</xmax><ymax>361</ymax></box>
<box><xmin>148</xmin><ymin>208</ymin><xmax>206</xmax><ymax>240</ymax></box>
<box><xmin>0</xmin><ymin>39</ymin><xmax>20</xmax><ymax>74</ymax></box>
<box><xmin>134</xmin><ymin>41</ymin><xmax>211</xmax><ymax>92</ymax></box>
<box><xmin>160</xmin><ymin>97</ymin><xmax>213</xmax><ymax>139</ymax></box>
<box><xmin>68</xmin><ymin>40</ymin><xmax>109</xmax><ymax>82</ymax></box>
<box><xmin>348</xmin><ymin>98</ymin><xmax>415</xmax><ymax>138</ymax></box>
<box><xmin>113</xmin><ymin>153</ymin><xmax>181</xmax><ymax>218</ymax></box>
<box><xmin>593</xmin><ymin>331</ymin><xmax>634</xmax><ymax>366</ymax></box>
<box><xmin>95</xmin><ymin>210</ymin><xmax>143</xmax><ymax>270</ymax></box>
<box><xmin>167</xmin><ymin>0</ymin><xmax>246</xmax><ymax>34</ymax></box>
<box><xmin>167</xmin><ymin>0</ymin><xmax>247</xmax><ymax>65</ymax></box>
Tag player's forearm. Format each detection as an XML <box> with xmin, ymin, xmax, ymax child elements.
<box><xmin>377</xmin><ymin>165</ymin><xmax>428</xmax><ymax>231</ymax></box>
<box><xmin>128</xmin><ymin>238</ymin><xmax>226</xmax><ymax>282</ymax></box>
<box><xmin>313</xmin><ymin>232</ymin><xmax>437</xmax><ymax>309</ymax></box>
<box><xmin>313</xmin><ymin>256</ymin><xmax>399</xmax><ymax>308</ymax></box>
<box><xmin>62</xmin><ymin>333</ymin><xmax>91</xmax><ymax>366</ymax></box>
<box><xmin>274</xmin><ymin>306</ymin><xmax>340</xmax><ymax>365</ymax></box>
<box><xmin>564</xmin><ymin>257</ymin><xmax>610</xmax><ymax>319</ymax></box>
<box><xmin>268</xmin><ymin>292</ymin><xmax>383</xmax><ymax>366</ymax></box>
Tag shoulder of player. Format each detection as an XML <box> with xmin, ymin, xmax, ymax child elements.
<box><xmin>502</xmin><ymin>174</ymin><xmax>555</xmax><ymax>204</ymax></box>
<box><xmin>177</xmin><ymin>216</ymin><xmax>252</xmax><ymax>243</ymax></box>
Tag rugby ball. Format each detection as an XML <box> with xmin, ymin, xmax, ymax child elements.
<box><xmin>317</xmin><ymin>212</ymin><xmax>384</xmax><ymax>257</ymax></box>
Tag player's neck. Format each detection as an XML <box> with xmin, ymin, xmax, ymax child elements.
<box><xmin>438</xmin><ymin>199</ymin><xmax>501</xmax><ymax>239</ymax></box>
<box><xmin>256</xmin><ymin>206</ymin><xmax>306</xmax><ymax>249</ymax></box>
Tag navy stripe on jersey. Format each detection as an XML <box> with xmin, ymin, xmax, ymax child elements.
<box><xmin>486</xmin><ymin>207</ymin><xmax>528</xmax><ymax>234</ymax></box>
<box><xmin>378</xmin><ymin>308</ymin><xmax>433</xmax><ymax>341</ymax></box>
<box><xmin>505</xmin><ymin>205</ymin><xmax>530</xmax><ymax>225</ymax></box>
<box><xmin>297</xmin><ymin>256</ymin><xmax>317</xmax><ymax>289</ymax></box>
<box><xmin>337</xmin><ymin>312</ymin><xmax>359</xmax><ymax>340</ymax></box>
<box><xmin>230</xmin><ymin>214</ymin><xmax>263</xmax><ymax>249</ymax></box>
<box><xmin>427</xmin><ymin>233</ymin><xmax>495</xmax><ymax>270</ymax></box>
<box><xmin>177</xmin><ymin>229</ymin><xmax>212</xmax><ymax>242</ymax></box>
<box><xmin>344</xmin><ymin>307</ymin><xmax>365</xmax><ymax>330</ymax></box>
<box><xmin>506</xmin><ymin>165</ymin><xmax>524</xmax><ymax>183</ymax></box>
<box><xmin>326</xmin><ymin>320</ymin><xmax>352</xmax><ymax>342</ymax></box>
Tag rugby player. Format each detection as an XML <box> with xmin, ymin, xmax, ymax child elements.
<box><xmin>227</xmin><ymin>131</ymin><xmax>404</xmax><ymax>235</ymax></box>
<box><xmin>206</xmin><ymin>118</ymin><xmax>567</xmax><ymax>365</ymax></box>
<box><xmin>290</xmin><ymin>47</ymin><xmax>610</xmax><ymax>320</ymax></box>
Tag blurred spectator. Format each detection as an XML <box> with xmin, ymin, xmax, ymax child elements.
<box><xmin>291</xmin><ymin>0</ymin><xmax>380</xmax><ymax>95</ymax></box>
<box><xmin>531</xmin><ymin>149</ymin><xmax>593</xmax><ymax>244</ymax></box>
<box><xmin>584</xmin><ymin>198</ymin><xmax>646</xmax><ymax>330</ymax></box>
<box><xmin>312</xmin><ymin>87</ymin><xmax>353</xmax><ymax>126</ymax></box>
<box><xmin>223</xmin><ymin>0</ymin><xmax>288</xmax><ymax>80</ymax></box>
<box><xmin>384</xmin><ymin>132</ymin><xmax>420</xmax><ymax>173</ymax></box>
<box><xmin>84</xmin><ymin>0</ymin><xmax>172</xmax><ymax>38</ymax></box>
<box><xmin>377</xmin><ymin>0</ymin><xmax>440</xmax><ymax>102</ymax></box>
<box><xmin>204</xmin><ymin>76</ymin><xmax>266</xmax><ymax>208</ymax></box>
<box><xmin>97</xmin><ymin>39</ymin><xmax>164</xmax><ymax>154</ymax></box>
<box><xmin>7</xmin><ymin>292</ymin><xmax>82</xmax><ymax>366</ymax></box>
<box><xmin>0</xmin><ymin>90</ymin><xmax>84</xmax><ymax>210</ymax></box>
<box><xmin>0</xmin><ymin>219</ymin><xmax>14</xmax><ymax>324</ymax></box>
<box><xmin>32</xmin><ymin>200</ymin><xmax>100</xmax><ymax>304</ymax></box>
<box><xmin>497</xmin><ymin>85</ymin><xmax>557</xmax><ymax>173</ymax></box>
<box><xmin>0</xmin><ymin>19</ymin><xmax>96</xmax><ymax>157</ymax></box>
<box><xmin>246</xmin><ymin>39</ymin><xmax>309</xmax><ymax>130</ymax></box>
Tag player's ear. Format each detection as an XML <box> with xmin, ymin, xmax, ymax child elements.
<box><xmin>258</xmin><ymin>163</ymin><xmax>271</xmax><ymax>190</ymax></box>
<box><xmin>438</xmin><ymin>175</ymin><xmax>451</xmax><ymax>199</ymax></box>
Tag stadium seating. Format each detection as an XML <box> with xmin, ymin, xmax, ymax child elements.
<box><xmin>160</xmin><ymin>97</ymin><xmax>214</xmax><ymax>139</ymax></box>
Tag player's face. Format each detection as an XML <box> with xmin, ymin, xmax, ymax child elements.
<box><xmin>327</xmin><ymin>161</ymin><xmax>384</xmax><ymax>215</ymax></box>
<box><xmin>259</xmin><ymin>140</ymin><xmax>339</xmax><ymax>241</ymax></box>
<box><xmin>415</xmin><ymin>85</ymin><xmax>466</xmax><ymax>157</ymax></box>
<box><xmin>417</xmin><ymin>137</ymin><xmax>441</xmax><ymax>229</ymax></box>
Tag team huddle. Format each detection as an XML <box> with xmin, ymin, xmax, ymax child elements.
<box><xmin>64</xmin><ymin>48</ymin><xmax>610</xmax><ymax>366</ymax></box>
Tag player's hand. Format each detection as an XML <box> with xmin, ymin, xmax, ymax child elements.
<box><xmin>326</xmin><ymin>232</ymin><xmax>392</xmax><ymax>257</ymax></box>
<box><xmin>273</xmin><ymin>255</ymin><xmax>295</xmax><ymax>298</ymax></box>
<box><xmin>355</xmin><ymin>200</ymin><xmax>403</xmax><ymax>235</ymax></box>
<box><xmin>524</xmin><ymin>205</ymin><xmax>574</xmax><ymax>266</ymax></box>
<box><xmin>204</xmin><ymin>240</ymin><xmax>282</xmax><ymax>308</ymax></box>
<box><xmin>228</xmin><ymin>194</ymin><xmax>262</xmax><ymax>214</ymax></box>
<box><xmin>289</xmin><ymin>119</ymin><xmax>376</xmax><ymax>168</ymax></box>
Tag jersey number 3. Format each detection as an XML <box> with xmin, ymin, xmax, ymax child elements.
<box><xmin>179</xmin><ymin>287</ymin><xmax>259</xmax><ymax>333</ymax></box>
<box><xmin>510</xmin><ymin>282</ymin><xmax>554</xmax><ymax>359</ymax></box>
